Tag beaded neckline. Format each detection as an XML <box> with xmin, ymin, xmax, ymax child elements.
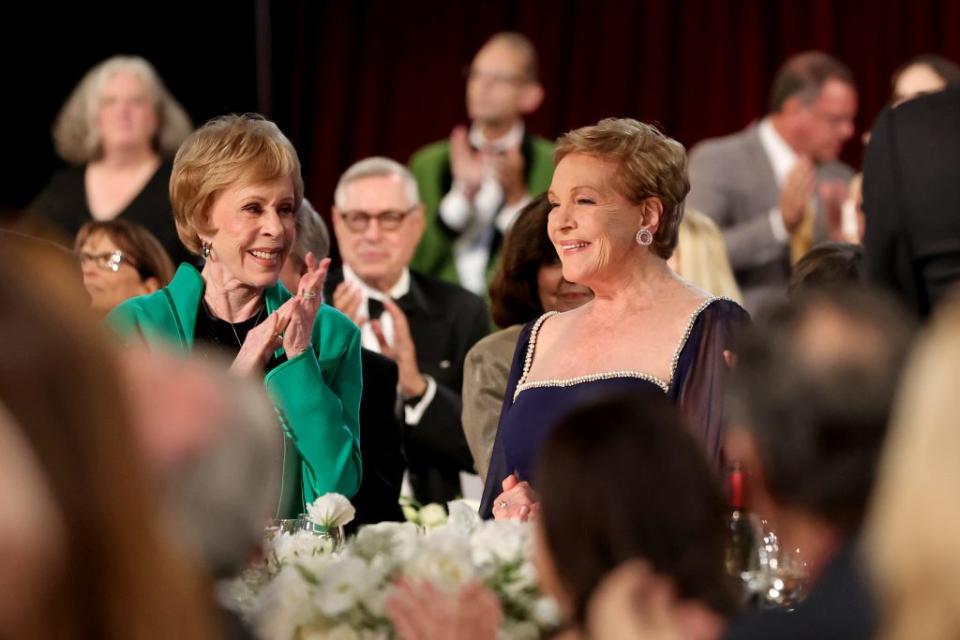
<box><xmin>512</xmin><ymin>297</ymin><xmax>728</xmax><ymax>402</ymax></box>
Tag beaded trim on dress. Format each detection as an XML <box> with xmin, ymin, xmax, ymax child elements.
<box><xmin>512</xmin><ymin>297</ymin><xmax>731</xmax><ymax>402</ymax></box>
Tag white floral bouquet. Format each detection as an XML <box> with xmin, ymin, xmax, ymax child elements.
<box><xmin>241</xmin><ymin>495</ymin><xmax>559</xmax><ymax>639</ymax></box>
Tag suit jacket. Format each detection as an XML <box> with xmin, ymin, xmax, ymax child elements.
<box><xmin>863</xmin><ymin>87</ymin><xmax>960</xmax><ymax>318</ymax></box>
<box><xmin>408</xmin><ymin>131</ymin><xmax>555</xmax><ymax>287</ymax></box>
<box><xmin>349</xmin><ymin>349</ymin><xmax>405</xmax><ymax>530</ymax></box>
<box><xmin>688</xmin><ymin>123</ymin><xmax>853</xmax><ymax>313</ymax></box>
<box><xmin>725</xmin><ymin>537</ymin><xmax>875</xmax><ymax>640</ymax></box>
<box><xmin>461</xmin><ymin>324</ymin><xmax>523</xmax><ymax>482</ymax></box>
<box><xmin>326</xmin><ymin>268</ymin><xmax>490</xmax><ymax>505</ymax></box>
<box><xmin>108</xmin><ymin>264</ymin><xmax>363</xmax><ymax>518</ymax></box>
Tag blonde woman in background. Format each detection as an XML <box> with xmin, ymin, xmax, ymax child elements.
<box><xmin>26</xmin><ymin>55</ymin><xmax>193</xmax><ymax>264</ymax></box>
<box><xmin>867</xmin><ymin>295</ymin><xmax>960</xmax><ymax>640</ymax></box>
<box><xmin>669</xmin><ymin>208</ymin><xmax>742</xmax><ymax>303</ymax></box>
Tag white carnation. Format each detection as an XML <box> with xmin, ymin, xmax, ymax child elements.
<box><xmin>307</xmin><ymin>493</ymin><xmax>356</xmax><ymax>529</ymax></box>
<box><xmin>253</xmin><ymin>564</ymin><xmax>314</xmax><ymax>640</ymax></box>
<box><xmin>469</xmin><ymin>519</ymin><xmax>529</xmax><ymax>567</ymax></box>
<box><xmin>271</xmin><ymin>530</ymin><xmax>324</xmax><ymax>566</ymax></box>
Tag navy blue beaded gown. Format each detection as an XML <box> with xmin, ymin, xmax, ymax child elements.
<box><xmin>479</xmin><ymin>297</ymin><xmax>750</xmax><ymax>518</ymax></box>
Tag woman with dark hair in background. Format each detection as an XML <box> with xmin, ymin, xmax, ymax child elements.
<box><xmin>75</xmin><ymin>219</ymin><xmax>175</xmax><ymax>315</ymax></box>
<box><xmin>462</xmin><ymin>193</ymin><xmax>592</xmax><ymax>481</ymax></box>
<box><xmin>388</xmin><ymin>394</ymin><xmax>736</xmax><ymax>639</ymax></box>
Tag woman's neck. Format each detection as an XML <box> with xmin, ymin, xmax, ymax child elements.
<box><xmin>580</xmin><ymin>255</ymin><xmax>680</xmax><ymax>319</ymax></box>
<box><xmin>95</xmin><ymin>144</ymin><xmax>159</xmax><ymax>171</ymax></box>
<box><xmin>200</xmin><ymin>262</ymin><xmax>265</xmax><ymax>322</ymax></box>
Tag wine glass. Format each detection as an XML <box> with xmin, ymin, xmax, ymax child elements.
<box><xmin>742</xmin><ymin>519</ymin><xmax>808</xmax><ymax>609</ymax></box>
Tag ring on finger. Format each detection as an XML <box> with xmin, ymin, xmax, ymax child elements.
<box><xmin>496</xmin><ymin>499</ymin><xmax>508</xmax><ymax>510</ymax></box>
<box><xmin>301</xmin><ymin>290</ymin><xmax>318</xmax><ymax>300</ymax></box>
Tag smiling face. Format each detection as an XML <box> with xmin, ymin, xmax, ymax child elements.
<box><xmin>96</xmin><ymin>70</ymin><xmax>158</xmax><ymax>154</ymax></box>
<box><xmin>547</xmin><ymin>153</ymin><xmax>644</xmax><ymax>288</ymax></box>
<box><xmin>331</xmin><ymin>174</ymin><xmax>424</xmax><ymax>292</ymax></box>
<box><xmin>200</xmin><ymin>176</ymin><xmax>296</xmax><ymax>290</ymax></box>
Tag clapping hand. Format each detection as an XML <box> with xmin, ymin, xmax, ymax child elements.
<box><xmin>370</xmin><ymin>298</ymin><xmax>428</xmax><ymax>399</ymax></box>
<box><xmin>282</xmin><ymin>253</ymin><xmax>330</xmax><ymax>358</ymax></box>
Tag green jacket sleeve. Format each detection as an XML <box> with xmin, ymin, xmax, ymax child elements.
<box><xmin>263</xmin><ymin>314</ymin><xmax>363</xmax><ymax>505</ymax></box>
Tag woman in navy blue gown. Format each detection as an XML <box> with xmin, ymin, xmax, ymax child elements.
<box><xmin>481</xmin><ymin>118</ymin><xmax>750</xmax><ymax>519</ymax></box>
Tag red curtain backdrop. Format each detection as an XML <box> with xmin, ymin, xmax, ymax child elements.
<box><xmin>268</xmin><ymin>0</ymin><xmax>960</xmax><ymax>216</ymax></box>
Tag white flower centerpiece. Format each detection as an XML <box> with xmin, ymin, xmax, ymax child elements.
<box><xmin>238</xmin><ymin>494</ymin><xmax>559</xmax><ymax>639</ymax></box>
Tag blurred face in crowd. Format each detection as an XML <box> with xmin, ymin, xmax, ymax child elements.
<box><xmin>79</xmin><ymin>232</ymin><xmax>158</xmax><ymax>314</ymax></box>
<box><xmin>332</xmin><ymin>174</ymin><xmax>424</xmax><ymax>292</ymax></box>
<box><xmin>537</xmin><ymin>259</ymin><xmax>594</xmax><ymax>312</ymax></box>
<box><xmin>893</xmin><ymin>63</ymin><xmax>947</xmax><ymax>106</ymax></box>
<box><xmin>795</xmin><ymin>79</ymin><xmax>858</xmax><ymax>162</ymax></box>
<box><xmin>0</xmin><ymin>410</ymin><xmax>64</xmax><ymax>637</ymax></box>
<box><xmin>201</xmin><ymin>176</ymin><xmax>297</xmax><ymax>291</ymax></box>
<box><xmin>466</xmin><ymin>40</ymin><xmax>542</xmax><ymax>127</ymax></box>
<box><xmin>548</xmin><ymin>153</ymin><xmax>644</xmax><ymax>288</ymax></box>
<box><xmin>97</xmin><ymin>70</ymin><xmax>159</xmax><ymax>153</ymax></box>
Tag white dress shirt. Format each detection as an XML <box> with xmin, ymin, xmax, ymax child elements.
<box><xmin>438</xmin><ymin>121</ymin><xmax>531</xmax><ymax>294</ymax></box>
<box><xmin>757</xmin><ymin>117</ymin><xmax>800</xmax><ymax>244</ymax></box>
<box><xmin>342</xmin><ymin>265</ymin><xmax>437</xmax><ymax>425</ymax></box>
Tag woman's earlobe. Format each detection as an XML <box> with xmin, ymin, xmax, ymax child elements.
<box><xmin>143</xmin><ymin>277</ymin><xmax>161</xmax><ymax>293</ymax></box>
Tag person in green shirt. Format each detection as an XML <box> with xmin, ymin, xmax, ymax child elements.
<box><xmin>108</xmin><ymin>114</ymin><xmax>362</xmax><ymax>519</ymax></box>
<box><xmin>409</xmin><ymin>32</ymin><xmax>554</xmax><ymax>294</ymax></box>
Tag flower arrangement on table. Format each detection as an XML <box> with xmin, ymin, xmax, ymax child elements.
<box><xmin>229</xmin><ymin>494</ymin><xmax>558</xmax><ymax>640</ymax></box>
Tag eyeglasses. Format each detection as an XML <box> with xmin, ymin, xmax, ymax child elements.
<box><xmin>338</xmin><ymin>206</ymin><xmax>416</xmax><ymax>232</ymax></box>
<box><xmin>78</xmin><ymin>250</ymin><xmax>137</xmax><ymax>273</ymax></box>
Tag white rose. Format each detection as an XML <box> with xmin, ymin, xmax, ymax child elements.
<box><xmin>419</xmin><ymin>503</ymin><xmax>448</xmax><ymax>529</ymax></box>
<box><xmin>307</xmin><ymin>493</ymin><xmax>356</xmax><ymax>529</ymax></box>
<box><xmin>352</xmin><ymin>521</ymin><xmax>421</xmax><ymax>564</ymax></box>
<box><xmin>253</xmin><ymin>564</ymin><xmax>314</xmax><ymax>640</ymax></box>
<box><xmin>469</xmin><ymin>520</ymin><xmax>528</xmax><ymax>567</ymax></box>
<box><xmin>446</xmin><ymin>499</ymin><xmax>481</xmax><ymax>533</ymax></box>
<box><xmin>404</xmin><ymin>529</ymin><xmax>475</xmax><ymax>591</ymax></box>
<box><xmin>314</xmin><ymin>556</ymin><xmax>382</xmax><ymax>618</ymax></box>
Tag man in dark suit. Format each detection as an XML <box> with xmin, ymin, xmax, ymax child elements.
<box><xmin>326</xmin><ymin>157</ymin><xmax>489</xmax><ymax>505</ymax></box>
<box><xmin>688</xmin><ymin>52</ymin><xmax>858</xmax><ymax>314</ymax></box>
<box><xmin>863</xmin><ymin>86</ymin><xmax>960</xmax><ymax>318</ymax></box>
<box><xmin>281</xmin><ymin>200</ymin><xmax>405</xmax><ymax>527</ymax></box>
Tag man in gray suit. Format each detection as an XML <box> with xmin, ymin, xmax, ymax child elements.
<box><xmin>688</xmin><ymin>52</ymin><xmax>858</xmax><ymax>313</ymax></box>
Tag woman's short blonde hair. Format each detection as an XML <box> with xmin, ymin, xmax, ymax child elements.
<box><xmin>867</xmin><ymin>297</ymin><xmax>960</xmax><ymax>640</ymax></box>
<box><xmin>170</xmin><ymin>114</ymin><xmax>304</xmax><ymax>255</ymax></box>
<box><xmin>52</xmin><ymin>55</ymin><xmax>192</xmax><ymax>165</ymax></box>
<box><xmin>555</xmin><ymin>118</ymin><xmax>689</xmax><ymax>260</ymax></box>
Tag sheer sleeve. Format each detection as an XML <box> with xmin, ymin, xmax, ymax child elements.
<box><xmin>478</xmin><ymin>321</ymin><xmax>534</xmax><ymax>519</ymax></box>
<box><xmin>672</xmin><ymin>300</ymin><xmax>751</xmax><ymax>468</ymax></box>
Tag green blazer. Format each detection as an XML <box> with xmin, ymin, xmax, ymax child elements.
<box><xmin>409</xmin><ymin>132</ymin><xmax>555</xmax><ymax>286</ymax></box>
<box><xmin>108</xmin><ymin>264</ymin><xmax>363</xmax><ymax>518</ymax></box>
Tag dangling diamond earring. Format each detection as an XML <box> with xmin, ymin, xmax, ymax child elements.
<box><xmin>635</xmin><ymin>228</ymin><xmax>653</xmax><ymax>246</ymax></box>
<box><xmin>201</xmin><ymin>242</ymin><xmax>211</xmax><ymax>259</ymax></box>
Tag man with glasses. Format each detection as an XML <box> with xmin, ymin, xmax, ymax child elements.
<box><xmin>408</xmin><ymin>32</ymin><xmax>553</xmax><ymax>295</ymax></box>
<box><xmin>688</xmin><ymin>51</ymin><xmax>858</xmax><ymax>314</ymax></box>
<box><xmin>326</xmin><ymin>157</ymin><xmax>489</xmax><ymax>506</ymax></box>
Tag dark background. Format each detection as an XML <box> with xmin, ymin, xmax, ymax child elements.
<box><xmin>5</xmin><ymin>0</ymin><xmax>959</xmax><ymax>220</ymax></box>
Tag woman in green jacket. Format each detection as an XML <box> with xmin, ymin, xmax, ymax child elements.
<box><xmin>109</xmin><ymin>114</ymin><xmax>362</xmax><ymax>519</ymax></box>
